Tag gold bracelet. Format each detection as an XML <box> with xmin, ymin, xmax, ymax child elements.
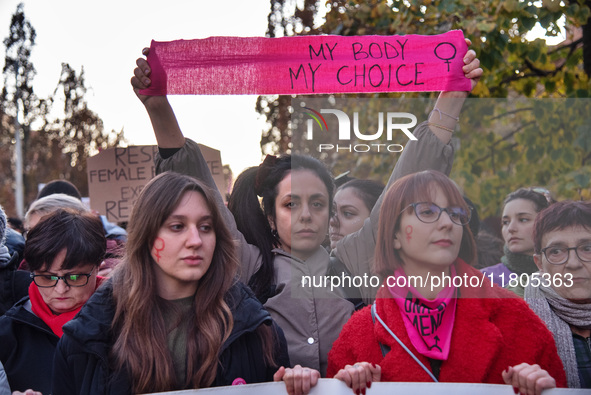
<box><xmin>427</xmin><ymin>122</ymin><xmax>455</xmax><ymax>134</ymax></box>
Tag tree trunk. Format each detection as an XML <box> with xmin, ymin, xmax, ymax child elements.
<box><xmin>584</xmin><ymin>0</ymin><xmax>591</xmax><ymax>76</ymax></box>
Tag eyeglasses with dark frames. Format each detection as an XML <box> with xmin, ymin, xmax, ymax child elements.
<box><xmin>401</xmin><ymin>202</ymin><xmax>472</xmax><ymax>226</ymax></box>
<box><xmin>30</xmin><ymin>271</ymin><xmax>95</xmax><ymax>288</ymax></box>
<box><xmin>540</xmin><ymin>243</ymin><xmax>591</xmax><ymax>265</ymax></box>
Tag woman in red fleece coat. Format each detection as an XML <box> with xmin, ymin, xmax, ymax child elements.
<box><xmin>326</xmin><ymin>170</ymin><xmax>566</xmax><ymax>395</ymax></box>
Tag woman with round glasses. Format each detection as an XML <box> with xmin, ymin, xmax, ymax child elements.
<box><xmin>525</xmin><ymin>200</ymin><xmax>591</xmax><ymax>388</ymax></box>
<box><xmin>0</xmin><ymin>209</ymin><xmax>106</xmax><ymax>394</ymax></box>
<box><xmin>325</xmin><ymin>170</ymin><xmax>565</xmax><ymax>395</ymax></box>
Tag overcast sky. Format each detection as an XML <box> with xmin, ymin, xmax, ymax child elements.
<box><xmin>0</xmin><ymin>0</ymin><xmax>273</xmax><ymax>177</ymax></box>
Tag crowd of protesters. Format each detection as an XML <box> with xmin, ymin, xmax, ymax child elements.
<box><xmin>0</xmin><ymin>34</ymin><xmax>589</xmax><ymax>395</ymax></box>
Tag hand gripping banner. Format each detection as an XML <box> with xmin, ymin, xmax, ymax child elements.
<box><xmin>139</xmin><ymin>30</ymin><xmax>472</xmax><ymax>96</ymax></box>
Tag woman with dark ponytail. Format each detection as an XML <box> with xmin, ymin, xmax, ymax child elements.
<box><xmin>225</xmin><ymin>152</ymin><xmax>355</xmax><ymax>377</ymax></box>
<box><xmin>227</xmin><ymin>166</ymin><xmax>277</xmax><ymax>304</ymax></box>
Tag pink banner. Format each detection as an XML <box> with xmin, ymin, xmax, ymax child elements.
<box><xmin>140</xmin><ymin>31</ymin><xmax>471</xmax><ymax>96</ymax></box>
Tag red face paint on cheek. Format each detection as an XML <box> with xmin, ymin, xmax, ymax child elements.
<box><xmin>405</xmin><ymin>225</ymin><xmax>413</xmax><ymax>242</ymax></box>
<box><xmin>153</xmin><ymin>237</ymin><xmax>165</xmax><ymax>263</ymax></box>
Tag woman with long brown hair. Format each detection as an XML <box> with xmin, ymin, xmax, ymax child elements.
<box><xmin>52</xmin><ymin>171</ymin><xmax>288</xmax><ymax>394</ymax></box>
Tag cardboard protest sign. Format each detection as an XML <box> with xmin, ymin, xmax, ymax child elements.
<box><xmin>87</xmin><ymin>145</ymin><xmax>226</xmax><ymax>223</ymax></box>
<box><xmin>139</xmin><ymin>30</ymin><xmax>471</xmax><ymax>96</ymax></box>
<box><xmin>145</xmin><ymin>380</ymin><xmax>587</xmax><ymax>395</ymax></box>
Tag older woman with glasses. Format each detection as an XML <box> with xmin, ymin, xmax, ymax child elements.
<box><xmin>0</xmin><ymin>209</ymin><xmax>106</xmax><ymax>394</ymax></box>
<box><xmin>525</xmin><ymin>200</ymin><xmax>591</xmax><ymax>388</ymax></box>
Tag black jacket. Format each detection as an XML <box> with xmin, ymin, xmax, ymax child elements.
<box><xmin>0</xmin><ymin>252</ymin><xmax>32</xmax><ymax>316</ymax></box>
<box><xmin>4</xmin><ymin>229</ymin><xmax>24</xmax><ymax>261</ymax></box>
<box><xmin>53</xmin><ymin>280</ymin><xmax>289</xmax><ymax>394</ymax></box>
<box><xmin>0</xmin><ymin>297</ymin><xmax>58</xmax><ymax>394</ymax></box>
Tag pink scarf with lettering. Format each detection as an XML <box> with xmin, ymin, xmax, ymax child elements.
<box><xmin>388</xmin><ymin>265</ymin><xmax>457</xmax><ymax>360</ymax></box>
<box><xmin>139</xmin><ymin>31</ymin><xmax>471</xmax><ymax>96</ymax></box>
